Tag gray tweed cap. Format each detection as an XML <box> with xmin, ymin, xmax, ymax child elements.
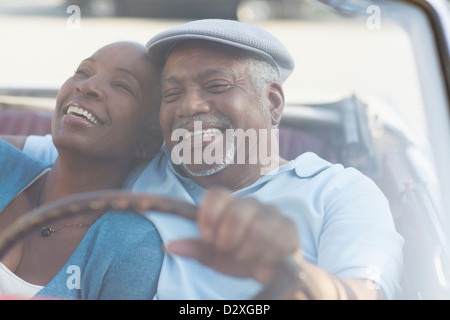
<box><xmin>146</xmin><ymin>19</ymin><xmax>295</xmax><ymax>83</ymax></box>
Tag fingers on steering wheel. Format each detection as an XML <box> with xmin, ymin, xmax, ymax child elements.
<box><xmin>260</xmin><ymin>208</ymin><xmax>299</xmax><ymax>264</ymax></box>
<box><xmin>216</xmin><ymin>197</ymin><xmax>259</xmax><ymax>252</ymax></box>
<box><xmin>199</xmin><ymin>189</ymin><xmax>300</xmax><ymax>281</ymax></box>
<box><xmin>234</xmin><ymin>205</ymin><xmax>285</xmax><ymax>264</ymax></box>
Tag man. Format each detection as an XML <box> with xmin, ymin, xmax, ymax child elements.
<box><xmin>11</xmin><ymin>19</ymin><xmax>403</xmax><ymax>300</ymax></box>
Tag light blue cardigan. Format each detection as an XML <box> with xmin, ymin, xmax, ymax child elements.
<box><xmin>0</xmin><ymin>141</ymin><xmax>163</xmax><ymax>299</ymax></box>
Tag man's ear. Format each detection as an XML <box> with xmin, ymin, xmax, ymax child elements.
<box><xmin>267</xmin><ymin>82</ymin><xmax>285</xmax><ymax>126</ymax></box>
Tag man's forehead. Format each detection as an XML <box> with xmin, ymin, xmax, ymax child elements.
<box><xmin>166</xmin><ymin>40</ymin><xmax>244</xmax><ymax>61</ymax></box>
<box><xmin>163</xmin><ymin>43</ymin><xmax>245</xmax><ymax>81</ymax></box>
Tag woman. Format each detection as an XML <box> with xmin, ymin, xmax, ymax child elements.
<box><xmin>0</xmin><ymin>41</ymin><xmax>164</xmax><ymax>299</ymax></box>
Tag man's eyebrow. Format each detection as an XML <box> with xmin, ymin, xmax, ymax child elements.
<box><xmin>163</xmin><ymin>76</ymin><xmax>181</xmax><ymax>84</ymax></box>
<box><xmin>198</xmin><ymin>68</ymin><xmax>234</xmax><ymax>79</ymax></box>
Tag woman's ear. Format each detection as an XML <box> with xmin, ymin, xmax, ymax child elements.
<box><xmin>134</xmin><ymin>147</ymin><xmax>149</xmax><ymax>160</ymax></box>
<box><xmin>267</xmin><ymin>82</ymin><xmax>285</xmax><ymax>126</ymax></box>
<box><xmin>134</xmin><ymin>131</ymin><xmax>163</xmax><ymax>160</ymax></box>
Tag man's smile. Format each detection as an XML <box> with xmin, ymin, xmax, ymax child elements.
<box><xmin>182</xmin><ymin>127</ymin><xmax>222</xmax><ymax>142</ymax></box>
<box><xmin>173</xmin><ymin>117</ymin><xmax>232</xmax><ymax>147</ymax></box>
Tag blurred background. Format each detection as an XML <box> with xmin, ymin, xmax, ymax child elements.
<box><xmin>0</xmin><ymin>0</ymin><xmax>317</xmax><ymax>20</ymax></box>
<box><xmin>0</xmin><ymin>0</ymin><xmax>422</xmax><ymax>108</ymax></box>
<box><xmin>2</xmin><ymin>0</ymin><xmax>441</xmax><ymax>169</ymax></box>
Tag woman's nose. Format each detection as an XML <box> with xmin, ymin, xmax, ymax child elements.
<box><xmin>76</xmin><ymin>76</ymin><xmax>105</xmax><ymax>100</ymax></box>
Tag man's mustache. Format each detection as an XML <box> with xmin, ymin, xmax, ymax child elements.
<box><xmin>174</xmin><ymin>117</ymin><xmax>232</xmax><ymax>130</ymax></box>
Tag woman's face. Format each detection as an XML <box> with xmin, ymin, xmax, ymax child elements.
<box><xmin>52</xmin><ymin>42</ymin><xmax>160</xmax><ymax>162</ymax></box>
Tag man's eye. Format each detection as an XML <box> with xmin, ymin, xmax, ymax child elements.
<box><xmin>205</xmin><ymin>82</ymin><xmax>233</xmax><ymax>93</ymax></box>
<box><xmin>163</xmin><ymin>88</ymin><xmax>182</xmax><ymax>102</ymax></box>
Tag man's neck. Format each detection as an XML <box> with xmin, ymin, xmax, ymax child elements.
<box><xmin>184</xmin><ymin>157</ymin><xmax>288</xmax><ymax>192</ymax></box>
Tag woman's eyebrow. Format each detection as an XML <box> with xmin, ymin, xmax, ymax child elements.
<box><xmin>81</xmin><ymin>57</ymin><xmax>95</xmax><ymax>64</ymax></box>
<box><xmin>80</xmin><ymin>58</ymin><xmax>141</xmax><ymax>84</ymax></box>
<box><xmin>116</xmin><ymin>67</ymin><xmax>141</xmax><ymax>86</ymax></box>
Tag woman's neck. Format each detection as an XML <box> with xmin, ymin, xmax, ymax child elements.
<box><xmin>40</xmin><ymin>153</ymin><xmax>134</xmax><ymax>205</ymax></box>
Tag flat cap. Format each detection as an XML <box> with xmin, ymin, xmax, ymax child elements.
<box><xmin>146</xmin><ymin>19</ymin><xmax>295</xmax><ymax>83</ymax></box>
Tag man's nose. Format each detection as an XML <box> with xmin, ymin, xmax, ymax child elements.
<box><xmin>76</xmin><ymin>76</ymin><xmax>105</xmax><ymax>100</ymax></box>
<box><xmin>177</xmin><ymin>88</ymin><xmax>210</xmax><ymax>117</ymax></box>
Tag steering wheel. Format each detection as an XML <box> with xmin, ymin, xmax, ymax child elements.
<box><xmin>0</xmin><ymin>190</ymin><xmax>321</xmax><ymax>300</ymax></box>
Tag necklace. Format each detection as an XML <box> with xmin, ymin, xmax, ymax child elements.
<box><xmin>40</xmin><ymin>219</ymin><xmax>100</xmax><ymax>237</ymax></box>
<box><xmin>34</xmin><ymin>172</ymin><xmax>104</xmax><ymax>237</ymax></box>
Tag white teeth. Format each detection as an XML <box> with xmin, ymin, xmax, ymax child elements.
<box><xmin>184</xmin><ymin>128</ymin><xmax>222</xmax><ymax>141</ymax></box>
<box><xmin>67</xmin><ymin>104</ymin><xmax>100</xmax><ymax>125</ymax></box>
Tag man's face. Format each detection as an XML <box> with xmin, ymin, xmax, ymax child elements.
<box><xmin>160</xmin><ymin>41</ymin><xmax>273</xmax><ymax>178</ymax></box>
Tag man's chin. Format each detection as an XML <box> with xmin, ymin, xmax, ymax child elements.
<box><xmin>181</xmin><ymin>162</ymin><xmax>229</xmax><ymax>177</ymax></box>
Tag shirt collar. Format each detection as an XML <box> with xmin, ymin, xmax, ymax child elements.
<box><xmin>293</xmin><ymin>152</ymin><xmax>332</xmax><ymax>178</ymax></box>
<box><xmin>162</xmin><ymin>145</ymin><xmax>331</xmax><ymax>192</ymax></box>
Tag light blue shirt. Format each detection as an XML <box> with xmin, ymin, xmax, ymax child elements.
<box><xmin>24</xmin><ymin>135</ymin><xmax>404</xmax><ymax>299</ymax></box>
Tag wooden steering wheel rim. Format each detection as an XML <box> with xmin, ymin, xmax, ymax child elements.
<box><xmin>0</xmin><ymin>190</ymin><xmax>321</xmax><ymax>300</ymax></box>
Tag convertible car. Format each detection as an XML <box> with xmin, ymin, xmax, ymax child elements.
<box><xmin>0</xmin><ymin>0</ymin><xmax>449</xmax><ymax>300</ymax></box>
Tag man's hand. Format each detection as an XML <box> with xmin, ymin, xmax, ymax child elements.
<box><xmin>167</xmin><ymin>188</ymin><xmax>385</xmax><ymax>300</ymax></box>
<box><xmin>167</xmin><ymin>188</ymin><xmax>300</xmax><ymax>285</ymax></box>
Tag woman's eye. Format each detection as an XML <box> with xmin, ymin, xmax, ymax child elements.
<box><xmin>74</xmin><ymin>69</ymin><xmax>90</xmax><ymax>79</ymax></box>
<box><xmin>114</xmin><ymin>82</ymin><xmax>134</xmax><ymax>95</ymax></box>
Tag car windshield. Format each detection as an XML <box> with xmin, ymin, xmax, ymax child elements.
<box><xmin>1</xmin><ymin>0</ymin><xmax>449</xmax><ymax>299</ymax></box>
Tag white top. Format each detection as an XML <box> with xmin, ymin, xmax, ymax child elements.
<box><xmin>0</xmin><ymin>168</ymin><xmax>50</xmax><ymax>299</ymax></box>
<box><xmin>0</xmin><ymin>262</ymin><xmax>43</xmax><ymax>299</ymax></box>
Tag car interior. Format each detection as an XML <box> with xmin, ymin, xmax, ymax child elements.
<box><xmin>1</xmin><ymin>0</ymin><xmax>449</xmax><ymax>300</ymax></box>
<box><xmin>1</xmin><ymin>88</ymin><xmax>448</xmax><ymax>299</ymax></box>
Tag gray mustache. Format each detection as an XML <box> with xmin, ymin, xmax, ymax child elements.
<box><xmin>174</xmin><ymin>117</ymin><xmax>232</xmax><ymax>130</ymax></box>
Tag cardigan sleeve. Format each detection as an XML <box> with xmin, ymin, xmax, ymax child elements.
<box><xmin>0</xmin><ymin>140</ymin><xmax>51</xmax><ymax>212</ymax></box>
